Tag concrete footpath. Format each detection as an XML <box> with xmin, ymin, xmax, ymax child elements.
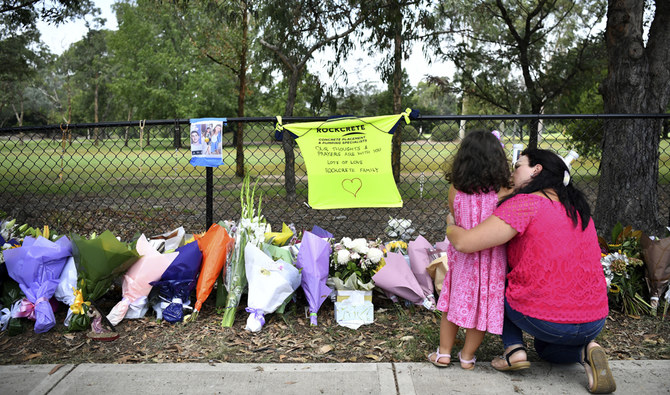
<box><xmin>1</xmin><ymin>360</ymin><xmax>668</xmax><ymax>395</ymax></box>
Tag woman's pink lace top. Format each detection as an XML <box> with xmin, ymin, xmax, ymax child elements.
<box><xmin>494</xmin><ymin>194</ymin><xmax>609</xmax><ymax>323</ymax></box>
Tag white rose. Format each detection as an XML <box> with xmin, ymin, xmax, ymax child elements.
<box><xmin>341</xmin><ymin>237</ymin><xmax>354</xmax><ymax>249</ymax></box>
<box><xmin>337</xmin><ymin>249</ymin><xmax>350</xmax><ymax>265</ymax></box>
<box><xmin>351</xmin><ymin>238</ymin><xmax>368</xmax><ymax>254</ymax></box>
<box><xmin>367</xmin><ymin>248</ymin><xmax>384</xmax><ymax>264</ymax></box>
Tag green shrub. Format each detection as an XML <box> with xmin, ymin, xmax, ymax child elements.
<box><xmin>429</xmin><ymin>122</ymin><xmax>460</xmax><ymax>142</ymax></box>
<box><xmin>400</xmin><ymin>125</ymin><xmax>421</xmax><ymax>142</ymax></box>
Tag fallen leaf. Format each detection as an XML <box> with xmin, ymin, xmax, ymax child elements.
<box><xmin>63</xmin><ymin>334</ymin><xmax>75</xmax><ymax>340</ymax></box>
<box><xmin>23</xmin><ymin>352</ymin><xmax>42</xmax><ymax>361</ymax></box>
<box><xmin>400</xmin><ymin>336</ymin><xmax>414</xmax><ymax>342</ymax></box>
<box><xmin>365</xmin><ymin>354</ymin><xmax>380</xmax><ymax>361</ymax></box>
<box><xmin>49</xmin><ymin>364</ymin><xmax>65</xmax><ymax>375</ymax></box>
<box><xmin>319</xmin><ymin>345</ymin><xmax>333</xmax><ymax>354</ymax></box>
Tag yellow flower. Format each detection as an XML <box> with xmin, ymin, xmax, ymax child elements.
<box><xmin>372</xmin><ymin>257</ymin><xmax>386</xmax><ymax>274</ymax></box>
<box><xmin>70</xmin><ymin>287</ymin><xmax>91</xmax><ymax>315</ymax></box>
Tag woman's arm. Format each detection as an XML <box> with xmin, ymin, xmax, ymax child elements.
<box><xmin>446</xmin><ymin>213</ymin><xmax>518</xmax><ymax>253</ymax></box>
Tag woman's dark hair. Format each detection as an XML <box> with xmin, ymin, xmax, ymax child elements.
<box><xmin>500</xmin><ymin>148</ymin><xmax>591</xmax><ymax>230</ymax></box>
<box><xmin>448</xmin><ymin>130</ymin><xmax>511</xmax><ymax>194</ymax></box>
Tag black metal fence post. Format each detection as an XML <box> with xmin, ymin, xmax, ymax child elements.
<box><xmin>206</xmin><ymin>166</ymin><xmax>213</xmax><ymax>229</ymax></box>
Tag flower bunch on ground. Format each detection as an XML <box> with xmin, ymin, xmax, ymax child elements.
<box><xmin>599</xmin><ymin>223</ymin><xmax>651</xmax><ymax>317</ymax></box>
<box><xmin>330</xmin><ymin>237</ymin><xmax>385</xmax><ymax>286</ymax></box>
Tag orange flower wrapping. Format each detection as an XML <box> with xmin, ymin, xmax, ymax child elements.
<box><xmin>193</xmin><ymin>223</ymin><xmax>235</xmax><ymax>312</ymax></box>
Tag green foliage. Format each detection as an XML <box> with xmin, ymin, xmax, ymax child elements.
<box><xmin>429</xmin><ymin>122</ymin><xmax>459</xmax><ymax>142</ymax></box>
<box><xmin>400</xmin><ymin>124</ymin><xmax>420</xmax><ymax>141</ymax></box>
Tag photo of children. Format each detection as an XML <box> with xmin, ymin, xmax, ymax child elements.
<box><xmin>189</xmin><ymin>118</ymin><xmax>226</xmax><ymax>167</ymax></box>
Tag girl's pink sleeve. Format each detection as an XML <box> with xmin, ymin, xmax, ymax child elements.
<box><xmin>493</xmin><ymin>195</ymin><xmax>539</xmax><ymax>233</ymax></box>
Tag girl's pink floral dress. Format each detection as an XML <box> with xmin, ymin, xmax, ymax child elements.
<box><xmin>436</xmin><ymin>190</ymin><xmax>506</xmax><ymax>334</ymax></box>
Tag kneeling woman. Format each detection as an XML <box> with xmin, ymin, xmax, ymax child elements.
<box><xmin>446</xmin><ymin>148</ymin><xmax>616</xmax><ymax>394</ymax></box>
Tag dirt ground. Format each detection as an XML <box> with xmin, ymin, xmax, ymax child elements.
<box><xmin>1</xmin><ymin>287</ymin><xmax>668</xmax><ymax>366</ymax></box>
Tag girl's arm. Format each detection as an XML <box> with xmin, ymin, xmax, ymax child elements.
<box><xmin>446</xmin><ymin>214</ymin><xmax>518</xmax><ymax>253</ymax></box>
<box><xmin>448</xmin><ymin>184</ymin><xmax>456</xmax><ymax>215</ymax></box>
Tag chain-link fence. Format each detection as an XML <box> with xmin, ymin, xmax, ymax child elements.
<box><xmin>1</xmin><ymin>114</ymin><xmax>669</xmax><ymax>242</ymax></box>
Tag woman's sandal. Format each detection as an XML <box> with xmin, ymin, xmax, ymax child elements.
<box><xmin>427</xmin><ymin>348</ymin><xmax>451</xmax><ymax>367</ymax></box>
<box><xmin>584</xmin><ymin>345</ymin><xmax>616</xmax><ymax>393</ymax></box>
<box><xmin>457</xmin><ymin>351</ymin><xmax>476</xmax><ymax>370</ymax></box>
<box><xmin>492</xmin><ymin>346</ymin><xmax>531</xmax><ymax>371</ymax></box>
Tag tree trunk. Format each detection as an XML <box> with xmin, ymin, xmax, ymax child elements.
<box><xmin>124</xmin><ymin>108</ymin><xmax>132</xmax><ymax>147</ymax></box>
<box><xmin>391</xmin><ymin>10</ymin><xmax>403</xmax><ymax>183</ymax></box>
<box><xmin>235</xmin><ymin>2</ymin><xmax>248</xmax><ymax>179</ymax></box>
<box><xmin>595</xmin><ymin>0</ymin><xmax>670</xmax><ymax>235</ymax></box>
<box><xmin>282</xmin><ymin>69</ymin><xmax>300</xmax><ymax>201</ymax></box>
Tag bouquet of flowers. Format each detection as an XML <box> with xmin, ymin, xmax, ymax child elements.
<box><xmin>328</xmin><ymin>237</ymin><xmax>384</xmax><ymax>291</ymax></box>
<box><xmin>220</xmin><ymin>175</ymin><xmax>270</xmax><ymax>327</ymax></box>
<box><xmin>640</xmin><ymin>233</ymin><xmax>670</xmax><ymax>317</ymax></box>
<box><xmin>599</xmin><ymin>223</ymin><xmax>651</xmax><ymax>317</ymax></box>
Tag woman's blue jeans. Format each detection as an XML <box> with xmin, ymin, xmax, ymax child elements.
<box><xmin>501</xmin><ymin>299</ymin><xmax>606</xmax><ymax>364</ymax></box>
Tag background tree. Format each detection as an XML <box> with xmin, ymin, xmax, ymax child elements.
<box><xmin>360</xmin><ymin>0</ymin><xmax>436</xmax><ymax>181</ymax></box>
<box><xmin>169</xmin><ymin>0</ymin><xmax>255</xmax><ymax>176</ymax></box>
<box><xmin>595</xmin><ymin>0</ymin><xmax>670</xmax><ymax>235</ymax></box>
<box><xmin>257</xmin><ymin>0</ymin><xmax>367</xmax><ymax>199</ymax></box>
<box><xmin>0</xmin><ymin>0</ymin><xmax>96</xmax><ymax>28</ymax></box>
<box><xmin>430</xmin><ymin>0</ymin><xmax>606</xmax><ymax>148</ymax></box>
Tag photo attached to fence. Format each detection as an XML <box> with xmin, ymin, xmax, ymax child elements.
<box><xmin>189</xmin><ymin>117</ymin><xmax>226</xmax><ymax>167</ymax></box>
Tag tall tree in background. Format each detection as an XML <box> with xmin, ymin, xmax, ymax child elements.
<box><xmin>0</xmin><ymin>0</ymin><xmax>97</xmax><ymax>127</ymax></box>
<box><xmin>430</xmin><ymin>0</ymin><xmax>605</xmax><ymax>148</ymax></box>
<box><xmin>0</xmin><ymin>0</ymin><xmax>96</xmax><ymax>28</ymax></box>
<box><xmin>595</xmin><ymin>0</ymin><xmax>670</xmax><ymax>234</ymax></box>
<box><xmin>258</xmin><ymin>0</ymin><xmax>366</xmax><ymax>200</ymax></box>
<box><xmin>108</xmin><ymin>1</ymin><xmax>237</xmax><ymax>122</ymax></box>
<box><xmin>360</xmin><ymin>0</ymin><xmax>435</xmax><ymax>181</ymax></box>
<box><xmin>170</xmin><ymin>0</ymin><xmax>254</xmax><ymax>177</ymax></box>
<box><xmin>0</xmin><ymin>25</ymin><xmax>45</xmax><ymax>127</ymax></box>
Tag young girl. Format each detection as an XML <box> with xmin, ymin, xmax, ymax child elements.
<box><xmin>428</xmin><ymin>130</ymin><xmax>511</xmax><ymax>369</ymax></box>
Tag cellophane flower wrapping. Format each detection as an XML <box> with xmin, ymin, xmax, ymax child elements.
<box><xmin>106</xmin><ymin>235</ymin><xmax>177</xmax><ymax>326</ymax></box>
<box><xmin>328</xmin><ymin>237</ymin><xmax>384</xmax><ymax>291</ymax></box>
<box><xmin>54</xmin><ymin>257</ymin><xmax>78</xmax><ymax>326</ymax></box>
<box><xmin>68</xmin><ymin>231</ymin><xmax>140</xmax><ymax>332</ymax></box>
<box><xmin>262</xmin><ymin>242</ymin><xmax>299</xmax><ymax>314</ymax></box>
<box><xmin>407</xmin><ymin>235</ymin><xmax>437</xmax><ymax>309</ymax></box>
<box><xmin>221</xmin><ymin>175</ymin><xmax>270</xmax><ymax>327</ymax></box>
<box><xmin>372</xmin><ymin>251</ymin><xmax>434</xmax><ymax>309</ymax></box>
<box><xmin>147</xmin><ymin>226</ymin><xmax>185</xmax><ymax>253</ymax></box>
<box><xmin>640</xmin><ymin>234</ymin><xmax>670</xmax><ymax>315</ymax></box>
<box><xmin>296</xmin><ymin>231</ymin><xmax>332</xmax><ymax>325</ymax></box>
<box><xmin>191</xmin><ymin>223</ymin><xmax>235</xmax><ymax>321</ymax></box>
<box><xmin>244</xmin><ymin>244</ymin><xmax>300</xmax><ymax>332</ymax></box>
<box><xmin>4</xmin><ymin>235</ymin><xmax>72</xmax><ymax>333</ymax></box>
<box><xmin>150</xmin><ymin>240</ymin><xmax>203</xmax><ymax>323</ymax></box>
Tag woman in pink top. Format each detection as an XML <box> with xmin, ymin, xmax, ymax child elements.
<box><xmin>447</xmin><ymin>149</ymin><xmax>615</xmax><ymax>394</ymax></box>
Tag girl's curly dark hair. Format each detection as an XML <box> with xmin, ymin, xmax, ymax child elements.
<box><xmin>447</xmin><ymin>130</ymin><xmax>511</xmax><ymax>194</ymax></box>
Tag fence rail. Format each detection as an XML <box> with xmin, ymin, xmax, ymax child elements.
<box><xmin>1</xmin><ymin>114</ymin><xmax>669</xmax><ymax>242</ymax></box>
